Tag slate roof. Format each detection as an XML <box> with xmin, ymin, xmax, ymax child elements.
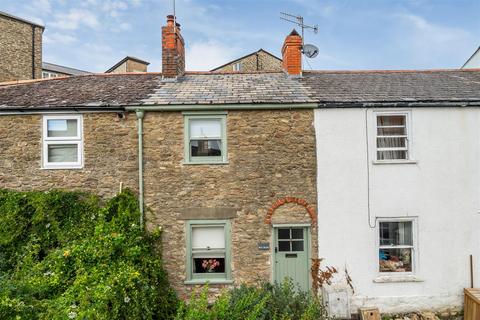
<box><xmin>142</xmin><ymin>72</ymin><xmax>314</xmax><ymax>105</ymax></box>
<box><xmin>301</xmin><ymin>69</ymin><xmax>480</xmax><ymax>106</ymax></box>
<box><xmin>0</xmin><ymin>73</ymin><xmax>161</xmax><ymax>110</ymax></box>
<box><xmin>1</xmin><ymin>69</ymin><xmax>480</xmax><ymax>111</ymax></box>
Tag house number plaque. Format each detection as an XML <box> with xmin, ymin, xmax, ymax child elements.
<box><xmin>257</xmin><ymin>242</ymin><xmax>270</xmax><ymax>250</ymax></box>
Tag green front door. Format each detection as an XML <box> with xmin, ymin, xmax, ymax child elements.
<box><xmin>273</xmin><ymin>226</ymin><xmax>310</xmax><ymax>291</ymax></box>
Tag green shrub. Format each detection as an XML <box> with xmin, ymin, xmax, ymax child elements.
<box><xmin>175</xmin><ymin>279</ymin><xmax>329</xmax><ymax>320</ymax></box>
<box><xmin>0</xmin><ymin>189</ymin><xmax>178</xmax><ymax>319</ymax></box>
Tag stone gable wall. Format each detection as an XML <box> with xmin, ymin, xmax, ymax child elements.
<box><xmin>215</xmin><ymin>51</ymin><xmax>282</xmax><ymax>72</ymax></box>
<box><xmin>0</xmin><ymin>15</ymin><xmax>43</xmax><ymax>82</ymax></box>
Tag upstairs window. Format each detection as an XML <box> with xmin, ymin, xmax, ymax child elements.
<box><xmin>378</xmin><ymin>220</ymin><xmax>415</xmax><ymax>273</ymax></box>
<box><xmin>42</xmin><ymin>115</ymin><xmax>83</xmax><ymax>169</ymax></box>
<box><xmin>376</xmin><ymin>114</ymin><xmax>409</xmax><ymax>160</ymax></box>
<box><xmin>184</xmin><ymin>113</ymin><xmax>227</xmax><ymax>164</ymax></box>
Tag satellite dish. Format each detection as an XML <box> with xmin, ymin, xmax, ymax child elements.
<box><xmin>303</xmin><ymin>44</ymin><xmax>319</xmax><ymax>59</ymax></box>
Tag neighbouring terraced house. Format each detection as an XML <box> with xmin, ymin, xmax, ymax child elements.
<box><xmin>0</xmin><ymin>14</ymin><xmax>479</xmax><ymax>317</ymax></box>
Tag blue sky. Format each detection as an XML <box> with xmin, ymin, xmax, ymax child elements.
<box><xmin>2</xmin><ymin>0</ymin><xmax>480</xmax><ymax>72</ymax></box>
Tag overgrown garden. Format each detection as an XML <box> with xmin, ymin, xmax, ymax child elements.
<box><xmin>0</xmin><ymin>189</ymin><xmax>329</xmax><ymax>319</ymax></box>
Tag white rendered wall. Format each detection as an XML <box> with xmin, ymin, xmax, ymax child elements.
<box><xmin>315</xmin><ymin>107</ymin><xmax>480</xmax><ymax>313</ymax></box>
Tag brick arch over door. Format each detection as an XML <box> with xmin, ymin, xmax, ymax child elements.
<box><xmin>264</xmin><ymin>197</ymin><xmax>317</xmax><ymax>225</ymax></box>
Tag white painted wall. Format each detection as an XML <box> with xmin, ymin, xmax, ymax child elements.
<box><xmin>315</xmin><ymin>107</ymin><xmax>480</xmax><ymax>314</ymax></box>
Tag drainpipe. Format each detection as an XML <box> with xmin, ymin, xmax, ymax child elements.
<box><xmin>135</xmin><ymin>109</ymin><xmax>145</xmax><ymax>228</ymax></box>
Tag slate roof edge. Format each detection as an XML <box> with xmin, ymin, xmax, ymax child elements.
<box><xmin>303</xmin><ymin>68</ymin><xmax>480</xmax><ymax>74</ymax></box>
<box><xmin>317</xmin><ymin>100</ymin><xmax>480</xmax><ymax>108</ymax></box>
<box><xmin>0</xmin><ymin>10</ymin><xmax>45</xmax><ymax>29</ymax></box>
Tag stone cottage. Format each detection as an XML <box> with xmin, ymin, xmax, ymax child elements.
<box><xmin>1</xmin><ymin>14</ymin><xmax>480</xmax><ymax>316</ymax></box>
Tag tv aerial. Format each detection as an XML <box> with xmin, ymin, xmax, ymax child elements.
<box><xmin>280</xmin><ymin>12</ymin><xmax>319</xmax><ymax>58</ymax></box>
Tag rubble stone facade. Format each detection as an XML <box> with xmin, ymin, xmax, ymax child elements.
<box><xmin>0</xmin><ymin>13</ymin><xmax>43</xmax><ymax>82</ymax></box>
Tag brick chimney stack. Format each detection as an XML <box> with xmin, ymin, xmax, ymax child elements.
<box><xmin>162</xmin><ymin>15</ymin><xmax>185</xmax><ymax>79</ymax></box>
<box><xmin>282</xmin><ymin>29</ymin><xmax>302</xmax><ymax>76</ymax></box>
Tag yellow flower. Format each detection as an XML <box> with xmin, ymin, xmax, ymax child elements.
<box><xmin>63</xmin><ymin>250</ymin><xmax>71</xmax><ymax>258</ymax></box>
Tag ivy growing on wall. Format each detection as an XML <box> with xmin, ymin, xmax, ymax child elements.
<box><xmin>0</xmin><ymin>189</ymin><xmax>178</xmax><ymax>319</ymax></box>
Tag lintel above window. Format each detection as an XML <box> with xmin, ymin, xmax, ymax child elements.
<box><xmin>42</xmin><ymin>115</ymin><xmax>83</xmax><ymax>169</ymax></box>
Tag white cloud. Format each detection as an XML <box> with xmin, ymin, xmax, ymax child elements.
<box><xmin>186</xmin><ymin>39</ymin><xmax>242</xmax><ymax>71</ymax></box>
<box><xmin>393</xmin><ymin>13</ymin><xmax>474</xmax><ymax>67</ymax></box>
<box><xmin>43</xmin><ymin>32</ymin><xmax>77</xmax><ymax>45</ymax></box>
<box><xmin>50</xmin><ymin>8</ymin><xmax>99</xmax><ymax>30</ymax></box>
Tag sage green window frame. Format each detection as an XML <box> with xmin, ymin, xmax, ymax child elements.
<box><xmin>183</xmin><ymin>112</ymin><xmax>228</xmax><ymax>164</ymax></box>
<box><xmin>185</xmin><ymin>220</ymin><xmax>232</xmax><ymax>284</ymax></box>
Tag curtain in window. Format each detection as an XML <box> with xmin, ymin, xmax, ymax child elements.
<box><xmin>47</xmin><ymin>144</ymin><xmax>78</xmax><ymax>162</ymax></box>
<box><xmin>377</xmin><ymin>115</ymin><xmax>408</xmax><ymax>160</ymax></box>
<box><xmin>47</xmin><ymin>119</ymin><xmax>78</xmax><ymax>137</ymax></box>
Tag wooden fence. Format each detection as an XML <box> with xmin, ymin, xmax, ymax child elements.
<box><xmin>465</xmin><ymin>288</ymin><xmax>480</xmax><ymax>320</ymax></box>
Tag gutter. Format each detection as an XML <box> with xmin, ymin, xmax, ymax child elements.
<box><xmin>135</xmin><ymin>110</ymin><xmax>145</xmax><ymax>228</ymax></box>
<box><xmin>125</xmin><ymin>103</ymin><xmax>317</xmax><ymax>112</ymax></box>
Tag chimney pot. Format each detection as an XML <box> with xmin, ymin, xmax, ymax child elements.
<box><xmin>167</xmin><ymin>15</ymin><xmax>175</xmax><ymax>26</ymax></box>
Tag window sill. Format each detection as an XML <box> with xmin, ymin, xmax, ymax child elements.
<box><xmin>373</xmin><ymin>275</ymin><xmax>423</xmax><ymax>283</ymax></box>
<box><xmin>184</xmin><ymin>279</ymin><xmax>234</xmax><ymax>285</ymax></box>
<box><xmin>41</xmin><ymin>165</ymin><xmax>84</xmax><ymax>170</ymax></box>
<box><xmin>372</xmin><ymin>160</ymin><xmax>418</xmax><ymax>165</ymax></box>
<box><xmin>183</xmin><ymin>161</ymin><xmax>229</xmax><ymax>165</ymax></box>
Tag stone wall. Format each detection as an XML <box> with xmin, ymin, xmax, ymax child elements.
<box><xmin>0</xmin><ymin>113</ymin><xmax>138</xmax><ymax>197</ymax></box>
<box><xmin>215</xmin><ymin>51</ymin><xmax>283</xmax><ymax>72</ymax></box>
<box><xmin>142</xmin><ymin>109</ymin><xmax>317</xmax><ymax>297</ymax></box>
<box><xmin>0</xmin><ymin>15</ymin><xmax>43</xmax><ymax>82</ymax></box>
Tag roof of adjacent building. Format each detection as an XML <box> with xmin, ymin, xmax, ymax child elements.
<box><xmin>210</xmin><ymin>49</ymin><xmax>282</xmax><ymax>72</ymax></box>
<box><xmin>42</xmin><ymin>62</ymin><xmax>91</xmax><ymax>76</ymax></box>
<box><xmin>462</xmin><ymin>46</ymin><xmax>480</xmax><ymax>69</ymax></box>
<box><xmin>1</xmin><ymin>69</ymin><xmax>480</xmax><ymax>111</ymax></box>
<box><xmin>105</xmin><ymin>56</ymin><xmax>151</xmax><ymax>73</ymax></box>
<box><xmin>0</xmin><ymin>10</ymin><xmax>45</xmax><ymax>29</ymax></box>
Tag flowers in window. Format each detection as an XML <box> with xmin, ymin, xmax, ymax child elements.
<box><xmin>202</xmin><ymin>259</ymin><xmax>220</xmax><ymax>273</ymax></box>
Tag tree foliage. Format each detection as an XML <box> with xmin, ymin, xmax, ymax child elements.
<box><xmin>0</xmin><ymin>189</ymin><xmax>178</xmax><ymax>320</ymax></box>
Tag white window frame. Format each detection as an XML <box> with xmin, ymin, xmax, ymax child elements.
<box><xmin>42</xmin><ymin>115</ymin><xmax>83</xmax><ymax>169</ymax></box>
<box><xmin>233</xmin><ymin>62</ymin><xmax>242</xmax><ymax>71</ymax></box>
<box><xmin>374</xmin><ymin>111</ymin><xmax>412</xmax><ymax>162</ymax></box>
<box><xmin>376</xmin><ymin>217</ymin><xmax>417</xmax><ymax>275</ymax></box>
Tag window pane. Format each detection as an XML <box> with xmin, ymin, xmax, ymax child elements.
<box><xmin>377</xmin><ymin>150</ymin><xmax>407</xmax><ymax>160</ymax></box>
<box><xmin>377</xmin><ymin>127</ymin><xmax>406</xmax><ymax>136</ymax></box>
<box><xmin>47</xmin><ymin>144</ymin><xmax>78</xmax><ymax>162</ymax></box>
<box><xmin>291</xmin><ymin>241</ymin><xmax>304</xmax><ymax>251</ymax></box>
<box><xmin>190</xmin><ymin>119</ymin><xmax>221</xmax><ymax>139</ymax></box>
<box><xmin>379</xmin><ymin>248</ymin><xmax>412</xmax><ymax>272</ymax></box>
<box><xmin>193</xmin><ymin>257</ymin><xmax>225</xmax><ymax>274</ymax></box>
<box><xmin>191</xmin><ymin>140</ymin><xmax>221</xmax><ymax>157</ymax></box>
<box><xmin>278</xmin><ymin>241</ymin><xmax>290</xmax><ymax>252</ymax></box>
<box><xmin>47</xmin><ymin>119</ymin><xmax>78</xmax><ymax>137</ymax></box>
<box><xmin>278</xmin><ymin>228</ymin><xmax>290</xmax><ymax>239</ymax></box>
<box><xmin>192</xmin><ymin>226</ymin><xmax>225</xmax><ymax>249</ymax></box>
<box><xmin>377</xmin><ymin>115</ymin><xmax>405</xmax><ymax>126</ymax></box>
<box><xmin>291</xmin><ymin>228</ymin><xmax>303</xmax><ymax>240</ymax></box>
<box><xmin>377</xmin><ymin>137</ymin><xmax>407</xmax><ymax>148</ymax></box>
<box><xmin>379</xmin><ymin>221</ymin><xmax>413</xmax><ymax>246</ymax></box>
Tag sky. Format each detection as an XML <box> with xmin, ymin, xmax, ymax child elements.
<box><xmin>2</xmin><ymin>0</ymin><xmax>480</xmax><ymax>72</ymax></box>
